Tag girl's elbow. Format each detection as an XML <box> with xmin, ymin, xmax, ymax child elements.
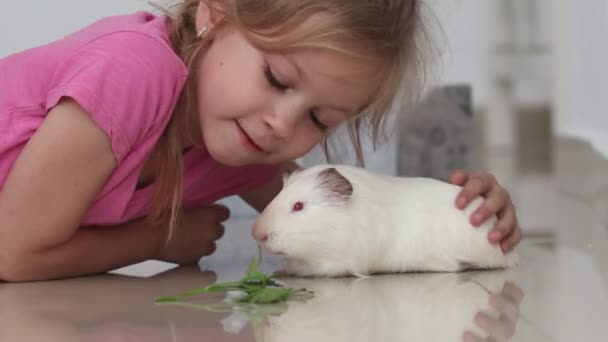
<box><xmin>0</xmin><ymin>256</ymin><xmax>29</xmax><ymax>282</ymax></box>
<box><xmin>0</xmin><ymin>246</ymin><xmax>41</xmax><ymax>282</ymax></box>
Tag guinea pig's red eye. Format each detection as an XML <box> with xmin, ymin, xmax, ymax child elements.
<box><xmin>292</xmin><ymin>202</ymin><xmax>304</xmax><ymax>212</ymax></box>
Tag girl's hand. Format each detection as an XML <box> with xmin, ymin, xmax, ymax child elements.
<box><xmin>154</xmin><ymin>204</ymin><xmax>230</xmax><ymax>264</ymax></box>
<box><xmin>462</xmin><ymin>281</ymin><xmax>524</xmax><ymax>342</ymax></box>
<box><xmin>449</xmin><ymin>170</ymin><xmax>521</xmax><ymax>253</ymax></box>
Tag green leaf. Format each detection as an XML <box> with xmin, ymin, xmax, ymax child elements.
<box><xmin>155</xmin><ymin>296</ymin><xmax>180</xmax><ymax>303</ymax></box>
<box><xmin>240</xmin><ymin>287</ymin><xmax>294</xmax><ymax>304</ymax></box>
<box><xmin>243</xmin><ymin>260</ymin><xmax>267</xmax><ymax>283</ymax></box>
<box><xmin>154</xmin><ymin>243</ymin><xmax>314</xmax><ymax>305</ymax></box>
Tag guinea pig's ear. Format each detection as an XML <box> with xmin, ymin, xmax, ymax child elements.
<box><xmin>317</xmin><ymin>167</ymin><xmax>353</xmax><ymax>203</ymax></box>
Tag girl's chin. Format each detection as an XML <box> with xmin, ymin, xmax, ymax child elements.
<box><xmin>207</xmin><ymin>148</ymin><xmax>246</xmax><ymax>166</ymax></box>
<box><xmin>205</xmin><ymin>142</ymin><xmax>266</xmax><ymax>166</ymax></box>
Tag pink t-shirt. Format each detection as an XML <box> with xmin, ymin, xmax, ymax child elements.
<box><xmin>0</xmin><ymin>12</ymin><xmax>279</xmax><ymax>226</ymax></box>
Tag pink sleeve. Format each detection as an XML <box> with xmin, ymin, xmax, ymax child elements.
<box><xmin>45</xmin><ymin>31</ymin><xmax>187</xmax><ymax>163</ymax></box>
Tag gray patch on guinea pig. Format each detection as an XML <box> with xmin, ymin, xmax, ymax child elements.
<box><xmin>458</xmin><ymin>261</ymin><xmax>482</xmax><ymax>271</ymax></box>
<box><xmin>317</xmin><ymin>167</ymin><xmax>353</xmax><ymax>201</ymax></box>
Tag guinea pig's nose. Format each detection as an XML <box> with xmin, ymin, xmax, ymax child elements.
<box><xmin>252</xmin><ymin>225</ymin><xmax>269</xmax><ymax>242</ymax></box>
<box><xmin>254</xmin><ymin>231</ymin><xmax>269</xmax><ymax>242</ymax></box>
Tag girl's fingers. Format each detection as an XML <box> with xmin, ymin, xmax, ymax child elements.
<box><xmin>207</xmin><ymin>204</ymin><xmax>231</xmax><ymax>222</ymax></box>
<box><xmin>471</xmin><ymin>186</ymin><xmax>510</xmax><ymax>227</ymax></box>
<box><xmin>501</xmin><ymin>282</ymin><xmax>525</xmax><ymax>304</ymax></box>
<box><xmin>475</xmin><ymin>312</ymin><xmax>515</xmax><ymax>341</ymax></box>
<box><xmin>462</xmin><ymin>330</ymin><xmax>501</xmax><ymax>342</ymax></box>
<box><xmin>462</xmin><ymin>331</ymin><xmax>484</xmax><ymax>342</ymax></box>
<box><xmin>456</xmin><ymin>173</ymin><xmax>496</xmax><ymax>209</ymax></box>
<box><xmin>450</xmin><ymin>169</ymin><xmax>469</xmax><ymax>186</ymax></box>
<box><xmin>212</xmin><ymin>224</ymin><xmax>226</xmax><ymax>241</ymax></box>
<box><xmin>488</xmin><ymin>204</ymin><xmax>516</xmax><ymax>243</ymax></box>
<box><xmin>202</xmin><ymin>242</ymin><xmax>217</xmax><ymax>256</ymax></box>
<box><xmin>463</xmin><ymin>283</ymin><xmax>524</xmax><ymax>342</ymax></box>
<box><xmin>489</xmin><ymin>295</ymin><xmax>519</xmax><ymax>323</ymax></box>
<box><xmin>201</xmin><ymin>223</ymin><xmax>226</xmax><ymax>241</ymax></box>
<box><xmin>500</xmin><ymin>224</ymin><xmax>522</xmax><ymax>253</ymax></box>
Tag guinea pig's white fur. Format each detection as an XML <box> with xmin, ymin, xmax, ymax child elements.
<box><xmin>252</xmin><ymin>164</ymin><xmax>519</xmax><ymax>277</ymax></box>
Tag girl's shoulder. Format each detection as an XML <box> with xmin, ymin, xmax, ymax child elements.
<box><xmin>37</xmin><ymin>12</ymin><xmax>189</xmax><ymax>164</ymax></box>
<box><xmin>66</xmin><ymin>11</ymin><xmax>178</xmax><ymax>55</ymax></box>
<box><xmin>0</xmin><ymin>12</ymin><xmax>189</xmax><ymax>227</ymax></box>
<box><xmin>42</xmin><ymin>11</ymin><xmax>186</xmax><ymax>79</ymax></box>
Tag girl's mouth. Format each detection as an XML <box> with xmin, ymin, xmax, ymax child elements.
<box><xmin>235</xmin><ymin>120</ymin><xmax>264</xmax><ymax>152</ymax></box>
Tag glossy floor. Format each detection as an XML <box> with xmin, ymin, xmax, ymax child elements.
<box><xmin>1</xmin><ymin>137</ymin><xmax>606</xmax><ymax>342</ymax></box>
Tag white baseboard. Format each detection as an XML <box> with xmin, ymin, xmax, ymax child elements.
<box><xmin>558</xmin><ymin>127</ymin><xmax>608</xmax><ymax>160</ymax></box>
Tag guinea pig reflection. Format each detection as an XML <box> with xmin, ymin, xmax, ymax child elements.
<box><xmin>254</xmin><ymin>270</ymin><xmax>523</xmax><ymax>342</ymax></box>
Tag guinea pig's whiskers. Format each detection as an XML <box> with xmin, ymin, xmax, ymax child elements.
<box><xmin>283</xmin><ymin>231</ymin><xmax>326</xmax><ymax>243</ymax></box>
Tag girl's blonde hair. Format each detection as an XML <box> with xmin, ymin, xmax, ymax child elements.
<box><xmin>149</xmin><ymin>0</ymin><xmax>434</xmax><ymax>233</ymax></box>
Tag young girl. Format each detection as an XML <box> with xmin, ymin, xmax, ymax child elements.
<box><xmin>0</xmin><ymin>0</ymin><xmax>521</xmax><ymax>282</ymax></box>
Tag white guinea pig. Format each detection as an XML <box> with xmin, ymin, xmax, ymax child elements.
<box><xmin>252</xmin><ymin>164</ymin><xmax>519</xmax><ymax>277</ymax></box>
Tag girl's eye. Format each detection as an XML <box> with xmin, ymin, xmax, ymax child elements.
<box><xmin>292</xmin><ymin>201</ymin><xmax>304</xmax><ymax>212</ymax></box>
<box><xmin>264</xmin><ymin>64</ymin><xmax>288</xmax><ymax>91</ymax></box>
<box><xmin>264</xmin><ymin>63</ymin><xmax>328</xmax><ymax>132</ymax></box>
<box><xmin>309</xmin><ymin>110</ymin><xmax>329</xmax><ymax>132</ymax></box>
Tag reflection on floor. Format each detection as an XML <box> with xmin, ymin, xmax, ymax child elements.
<box><xmin>1</xmin><ymin>137</ymin><xmax>606</xmax><ymax>342</ymax></box>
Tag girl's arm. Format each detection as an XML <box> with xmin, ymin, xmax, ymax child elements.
<box><xmin>0</xmin><ymin>99</ymin><xmax>163</xmax><ymax>282</ymax></box>
<box><xmin>238</xmin><ymin>161</ymin><xmax>302</xmax><ymax>212</ymax></box>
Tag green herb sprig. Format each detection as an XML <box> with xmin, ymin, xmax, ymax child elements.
<box><xmin>155</xmin><ymin>245</ymin><xmax>313</xmax><ymax>304</ymax></box>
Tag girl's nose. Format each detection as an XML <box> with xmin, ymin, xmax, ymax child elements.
<box><xmin>264</xmin><ymin>97</ymin><xmax>305</xmax><ymax>140</ymax></box>
<box><xmin>263</xmin><ymin>111</ymin><xmax>299</xmax><ymax>140</ymax></box>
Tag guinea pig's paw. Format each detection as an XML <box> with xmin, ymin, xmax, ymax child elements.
<box><xmin>505</xmin><ymin>252</ymin><xmax>520</xmax><ymax>267</ymax></box>
<box><xmin>275</xmin><ymin>268</ymin><xmax>298</xmax><ymax>277</ymax></box>
<box><xmin>281</xmin><ymin>260</ymin><xmax>318</xmax><ymax>278</ymax></box>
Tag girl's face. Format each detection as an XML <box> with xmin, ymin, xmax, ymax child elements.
<box><xmin>191</xmin><ymin>22</ymin><xmax>381</xmax><ymax>166</ymax></box>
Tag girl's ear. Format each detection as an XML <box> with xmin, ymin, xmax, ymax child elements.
<box><xmin>195</xmin><ymin>1</ymin><xmax>224</xmax><ymax>33</ymax></box>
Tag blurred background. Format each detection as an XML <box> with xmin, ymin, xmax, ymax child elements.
<box><xmin>1</xmin><ymin>0</ymin><xmax>606</xmax><ymax>245</ymax></box>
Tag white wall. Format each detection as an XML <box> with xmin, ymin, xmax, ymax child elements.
<box><xmin>0</xmin><ymin>0</ymin><xmax>152</xmax><ymax>58</ymax></box>
<box><xmin>427</xmin><ymin>0</ymin><xmax>488</xmax><ymax>107</ymax></box>
<box><xmin>554</xmin><ymin>0</ymin><xmax>608</xmax><ymax>158</ymax></box>
<box><xmin>429</xmin><ymin>0</ymin><xmax>553</xmax><ymax>150</ymax></box>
